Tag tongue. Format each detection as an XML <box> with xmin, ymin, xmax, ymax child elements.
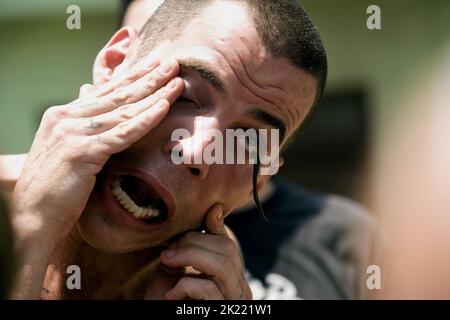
<box><xmin>120</xmin><ymin>175</ymin><xmax>161</xmax><ymax>208</ymax></box>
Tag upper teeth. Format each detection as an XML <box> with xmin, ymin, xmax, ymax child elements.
<box><xmin>111</xmin><ymin>177</ymin><xmax>161</xmax><ymax>219</ymax></box>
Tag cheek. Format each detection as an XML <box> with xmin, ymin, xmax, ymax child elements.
<box><xmin>219</xmin><ymin>164</ymin><xmax>254</xmax><ymax>204</ymax></box>
<box><xmin>234</xmin><ymin>164</ymin><xmax>255</xmax><ymax>185</ymax></box>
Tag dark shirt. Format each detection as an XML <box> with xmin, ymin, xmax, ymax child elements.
<box><xmin>226</xmin><ymin>178</ymin><xmax>377</xmax><ymax>300</ymax></box>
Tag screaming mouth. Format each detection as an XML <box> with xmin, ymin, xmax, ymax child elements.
<box><xmin>110</xmin><ymin>175</ymin><xmax>168</xmax><ymax>223</ymax></box>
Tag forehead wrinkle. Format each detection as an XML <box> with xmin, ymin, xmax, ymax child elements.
<box><xmin>235</xmin><ymin>36</ymin><xmax>306</xmax><ymax>132</ymax></box>
<box><xmin>201</xmin><ymin>44</ymin><xmax>300</xmax><ymax>141</ymax></box>
<box><xmin>205</xmin><ymin>45</ymin><xmax>293</xmax><ymax>140</ymax></box>
<box><xmin>230</xmin><ymin>47</ymin><xmax>297</xmax><ymax>134</ymax></box>
<box><xmin>174</xmin><ymin>5</ymin><xmax>300</xmax><ymax>138</ymax></box>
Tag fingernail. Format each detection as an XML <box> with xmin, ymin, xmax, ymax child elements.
<box><xmin>166</xmin><ymin>78</ymin><xmax>178</xmax><ymax>89</ymax></box>
<box><xmin>164</xmin><ymin>250</ymin><xmax>176</xmax><ymax>258</ymax></box>
<box><xmin>159</xmin><ymin>61</ymin><xmax>174</xmax><ymax>74</ymax></box>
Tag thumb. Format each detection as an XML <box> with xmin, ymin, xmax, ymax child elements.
<box><xmin>204</xmin><ymin>204</ymin><xmax>225</xmax><ymax>235</ymax></box>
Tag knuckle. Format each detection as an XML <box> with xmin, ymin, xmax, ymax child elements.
<box><xmin>115</xmin><ymin>122</ymin><xmax>133</xmax><ymax>139</ymax></box>
<box><xmin>116</xmin><ymin>104</ymin><xmax>129</xmax><ymax>113</ymax></box>
<box><xmin>54</xmin><ymin>106</ymin><xmax>69</xmax><ymax>118</ymax></box>
<box><xmin>116</xmin><ymin>106</ymin><xmax>134</xmax><ymax>122</ymax></box>
<box><xmin>125</xmin><ymin>71</ymin><xmax>140</xmax><ymax>83</ymax></box>
<box><xmin>144</xmin><ymin>76</ymin><xmax>157</xmax><ymax>92</ymax></box>
<box><xmin>97</xmin><ymin>96</ymin><xmax>116</xmax><ymax>111</ymax></box>
<box><xmin>112</xmin><ymin>88</ymin><xmax>130</xmax><ymax>105</ymax></box>
<box><xmin>102</xmin><ymin>100</ymin><xmax>117</xmax><ymax>112</ymax></box>
<box><xmin>43</xmin><ymin>105</ymin><xmax>66</xmax><ymax>125</ymax></box>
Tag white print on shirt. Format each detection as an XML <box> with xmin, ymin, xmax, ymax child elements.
<box><xmin>247</xmin><ymin>271</ymin><xmax>302</xmax><ymax>300</ymax></box>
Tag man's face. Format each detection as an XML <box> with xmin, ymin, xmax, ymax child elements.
<box><xmin>77</xmin><ymin>1</ymin><xmax>317</xmax><ymax>253</ymax></box>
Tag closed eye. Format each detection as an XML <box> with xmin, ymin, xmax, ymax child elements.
<box><xmin>176</xmin><ymin>96</ymin><xmax>194</xmax><ymax>104</ymax></box>
<box><xmin>175</xmin><ymin>96</ymin><xmax>206</xmax><ymax>111</ymax></box>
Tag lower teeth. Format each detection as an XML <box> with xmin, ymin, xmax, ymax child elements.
<box><xmin>110</xmin><ymin>177</ymin><xmax>161</xmax><ymax>219</ymax></box>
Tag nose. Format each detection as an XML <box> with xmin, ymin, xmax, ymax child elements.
<box><xmin>181</xmin><ymin>132</ymin><xmax>212</xmax><ymax>180</ymax></box>
<box><xmin>163</xmin><ymin>119</ymin><xmax>219</xmax><ymax>180</ymax></box>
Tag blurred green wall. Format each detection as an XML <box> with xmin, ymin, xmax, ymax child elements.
<box><xmin>301</xmin><ymin>0</ymin><xmax>450</xmax><ymax>145</ymax></box>
<box><xmin>0</xmin><ymin>0</ymin><xmax>449</xmax><ymax>153</ymax></box>
<box><xmin>0</xmin><ymin>0</ymin><xmax>117</xmax><ymax>153</ymax></box>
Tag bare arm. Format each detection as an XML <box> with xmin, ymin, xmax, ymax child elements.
<box><xmin>9</xmin><ymin>57</ymin><xmax>184</xmax><ymax>299</ymax></box>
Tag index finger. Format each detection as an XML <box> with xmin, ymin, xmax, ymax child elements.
<box><xmin>95</xmin><ymin>56</ymin><xmax>162</xmax><ymax>98</ymax></box>
<box><xmin>72</xmin><ymin>60</ymin><xmax>180</xmax><ymax>118</ymax></box>
<box><xmin>73</xmin><ymin>56</ymin><xmax>161</xmax><ymax>106</ymax></box>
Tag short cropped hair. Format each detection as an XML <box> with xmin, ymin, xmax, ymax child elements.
<box><xmin>121</xmin><ymin>0</ymin><xmax>327</xmax><ymax>127</ymax></box>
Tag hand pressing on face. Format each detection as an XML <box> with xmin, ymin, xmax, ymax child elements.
<box><xmin>13</xmin><ymin>58</ymin><xmax>184</xmax><ymax>245</ymax></box>
<box><xmin>143</xmin><ymin>205</ymin><xmax>253</xmax><ymax>300</ymax></box>
<box><xmin>10</xmin><ymin>57</ymin><xmax>184</xmax><ymax>299</ymax></box>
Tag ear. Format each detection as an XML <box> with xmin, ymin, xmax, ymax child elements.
<box><xmin>93</xmin><ymin>26</ymin><xmax>139</xmax><ymax>86</ymax></box>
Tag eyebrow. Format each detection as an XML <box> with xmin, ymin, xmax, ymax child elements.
<box><xmin>178</xmin><ymin>59</ymin><xmax>226</xmax><ymax>95</ymax></box>
<box><xmin>246</xmin><ymin>109</ymin><xmax>287</xmax><ymax>143</ymax></box>
<box><xmin>177</xmin><ymin>58</ymin><xmax>287</xmax><ymax>142</ymax></box>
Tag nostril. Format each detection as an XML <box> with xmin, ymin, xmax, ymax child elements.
<box><xmin>189</xmin><ymin>168</ymin><xmax>201</xmax><ymax>176</ymax></box>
